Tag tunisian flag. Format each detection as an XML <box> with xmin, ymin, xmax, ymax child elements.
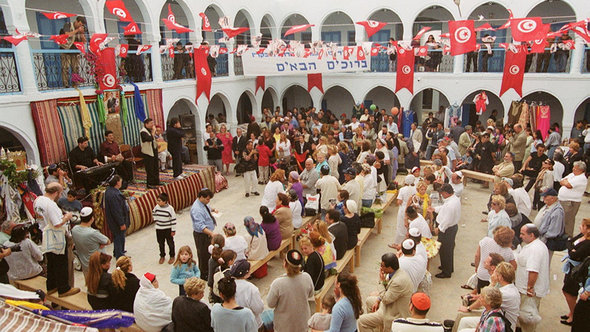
<box><xmin>195</xmin><ymin>47</ymin><xmax>212</xmax><ymax>103</ymax></box>
<box><xmin>395</xmin><ymin>46</ymin><xmax>415</xmax><ymax>94</ymax></box>
<box><xmin>106</xmin><ymin>0</ymin><xmax>134</xmax><ymax>22</ymax></box>
<box><xmin>449</xmin><ymin>20</ymin><xmax>476</xmax><ymax>56</ymax></box>
<box><xmin>510</xmin><ymin>17</ymin><xmax>546</xmax><ymax>42</ymax></box>
<box><xmin>199</xmin><ymin>13</ymin><xmax>212</xmax><ymax>32</ymax></box>
<box><xmin>284</xmin><ymin>24</ymin><xmax>314</xmax><ymax>37</ymax></box>
<box><xmin>97</xmin><ymin>48</ymin><xmax>118</xmax><ymax>91</ymax></box>
<box><xmin>356</xmin><ymin>20</ymin><xmax>387</xmax><ymax>38</ymax></box>
<box><xmin>500</xmin><ymin>45</ymin><xmax>527</xmax><ymax>97</ymax></box>
<box><xmin>42</xmin><ymin>11</ymin><xmax>75</xmax><ymax>20</ymax></box>
<box><xmin>123</xmin><ymin>21</ymin><xmax>141</xmax><ymax>35</ymax></box>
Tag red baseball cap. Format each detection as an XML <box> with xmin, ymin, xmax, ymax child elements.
<box><xmin>144</xmin><ymin>272</ymin><xmax>156</xmax><ymax>283</ymax></box>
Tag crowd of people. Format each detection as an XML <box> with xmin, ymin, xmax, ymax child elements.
<box><xmin>1</xmin><ymin>103</ymin><xmax>590</xmax><ymax>332</ymax></box>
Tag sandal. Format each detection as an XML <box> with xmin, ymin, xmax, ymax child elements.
<box><xmin>460</xmin><ymin>284</ymin><xmax>474</xmax><ymax>290</ymax></box>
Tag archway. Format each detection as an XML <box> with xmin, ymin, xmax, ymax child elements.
<box><xmin>526</xmin><ymin>1</ymin><xmax>576</xmax><ymax>73</ymax></box>
<box><xmin>409</xmin><ymin>88</ymin><xmax>450</xmax><ymax>124</ymax></box>
<box><xmin>367</xmin><ymin>9</ymin><xmax>403</xmax><ymax>72</ymax></box>
<box><xmin>460</xmin><ymin>90</ymin><xmax>504</xmax><ymax>127</ymax></box>
<box><xmin>466</xmin><ymin>2</ymin><xmax>511</xmax><ymax>73</ymax></box>
<box><xmin>574</xmin><ymin>98</ymin><xmax>590</xmax><ymax>125</ymax></box>
<box><xmin>412</xmin><ymin>6</ymin><xmax>454</xmax><ymax>72</ymax></box>
<box><xmin>363</xmin><ymin>86</ymin><xmax>399</xmax><ymax>115</ymax></box>
<box><xmin>26</xmin><ymin>0</ymin><xmax>91</xmax><ymax>89</ymax></box>
<box><xmin>206</xmin><ymin>93</ymin><xmax>230</xmax><ymax>128</ymax></box>
<box><xmin>262</xmin><ymin>88</ymin><xmax>278</xmax><ymax>112</ymax></box>
<box><xmin>102</xmin><ymin>0</ymin><xmax>152</xmax><ymax>83</ymax></box>
<box><xmin>280</xmin><ymin>14</ymin><xmax>311</xmax><ymax>44</ymax></box>
<box><xmin>167</xmin><ymin>99</ymin><xmax>201</xmax><ymax>163</ymax></box>
<box><xmin>321</xmin><ymin>86</ymin><xmax>355</xmax><ymax>118</ymax></box>
<box><xmin>159</xmin><ymin>1</ymin><xmax>194</xmax><ymax>81</ymax></box>
<box><xmin>321</xmin><ymin>11</ymin><xmax>355</xmax><ymax>46</ymax></box>
<box><xmin>520</xmin><ymin>91</ymin><xmax>563</xmax><ymax>132</ymax></box>
<box><xmin>0</xmin><ymin>121</ymin><xmax>38</xmax><ymax>164</ymax></box>
<box><xmin>282</xmin><ymin>85</ymin><xmax>312</xmax><ymax>113</ymax></box>
<box><xmin>203</xmin><ymin>5</ymin><xmax>228</xmax><ymax>76</ymax></box>
<box><xmin>233</xmin><ymin>9</ymin><xmax>253</xmax><ymax>75</ymax></box>
<box><xmin>237</xmin><ymin>91</ymin><xmax>255</xmax><ymax>124</ymax></box>
<box><xmin>260</xmin><ymin>14</ymin><xmax>276</xmax><ymax>48</ymax></box>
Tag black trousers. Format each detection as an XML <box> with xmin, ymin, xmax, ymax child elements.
<box><xmin>46</xmin><ymin>252</ymin><xmax>71</xmax><ymax>294</ymax></box>
<box><xmin>142</xmin><ymin>153</ymin><xmax>160</xmax><ymax>185</ymax></box>
<box><xmin>193</xmin><ymin>231</ymin><xmax>211</xmax><ymax>281</ymax></box>
<box><xmin>466</xmin><ymin>52</ymin><xmax>478</xmax><ymax>72</ymax></box>
<box><xmin>439</xmin><ymin>224</ymin><xmax>458</xmax><ymax>275</ymax></box>
<box><xmin>116</xmin><ymin>160</ymin><xmax>134</xmax><ymax>182</ymax></box>
<box><xmin>513</xmin><ymin>161</ymin><xmax>522</xmax><ymax>172</ymax></box>
<box><xmin>572</xmin><ymin>298</ymin><xmax>590</xmax><ymax>332</ymax></box>
<box><xmin>171</xmin><ymin>150</ymin><xmax>183</xmax><ymax>178</ymax></box>
<box><xmin>156</xmin><ymin>228</ymin><xmax>175</xmax><ymax>258</ymax></box>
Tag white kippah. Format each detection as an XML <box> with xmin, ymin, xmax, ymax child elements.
<box><xmin>402</xmin><ymin>239</ymin><xmax>415</xmax><ymax>250</ymax></box>
<box><xmin>408</xmin><ymin>228</ymin><xmax>421</xmax><ymax>237</ymax></box>
<box><xmin>80</xmin><ymin>207</ymin><xmax>93</xmax><ymax>217</ymax></box>
<box><xmin>404</xmin><ymin>175</ymin><xmax>416</xmax><ymax>185</ymax></box>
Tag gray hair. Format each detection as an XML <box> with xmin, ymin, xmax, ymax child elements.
<box><xmin>573</xmin><ymin>161</ymin><xmax>587</xmax><ymax>172</ymax></box>
<box><xmin>1</xmin><ymin>220</ymin><xmax>14</xmax><ymax>233</ymax></box>
<box><xmin>481</xmin><ymin>286</ymin><xmax>503</xmax><ymax>309</ymax></box>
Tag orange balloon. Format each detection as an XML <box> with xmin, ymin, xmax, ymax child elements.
<box><xmin>391</xmin><ymin>107</ymin><xmax>399</xmax><ymax>116</ymax></box>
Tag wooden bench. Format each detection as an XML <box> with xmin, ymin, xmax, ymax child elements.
<box><xmin>371</xmin><ymin>192</ymin><xmax>397</xmax><ymax>234</ymax></box>
<box><xmin>460</xmin><ymin>169</ymin><xmax>495</xmax><ymax>186</ymax></box>
<box><xmin>420</xmin><ymin>160</ymin><xmax>434</xmax><ymax>167</ymax></box>
<box><xmin>355</xmin><ymin>227</ymin><xmax>373</xmax><ymax>267</ymax></box>
<box><xmin>314</xmin><ymin>248</ymin><xmax>355</xmax><ymax>311</ymax></box>
<box><xmin>13</xmin><ymin>276</ymin><xmax>92</xmax><ymax>311</ymax></box>
<box><xmin>249</xmin><ymin>237</ymin><xmax>293</xmax><ymax>273</ymax></box>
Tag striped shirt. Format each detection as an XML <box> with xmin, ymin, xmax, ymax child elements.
<box><xmin>153</xmin><ymin>204</ymin><xmax>177</xmax><ymax>231</ymax></box>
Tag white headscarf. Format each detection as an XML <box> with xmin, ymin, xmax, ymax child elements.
<box><xmin>133</xmin><ymin>275</ymin><xmax>173</xmax><ymax>332</ymax></box>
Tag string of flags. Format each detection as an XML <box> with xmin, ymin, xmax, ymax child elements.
<box><xmin>2</xmin><ymin>1</ymin><xmax>589</xmax><ymax>101</ymax></box>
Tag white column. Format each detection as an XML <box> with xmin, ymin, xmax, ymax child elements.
<box><xmin>311</xmin><ymin>25</ymin><xmax>321</xmax><ymax>42</ymax></box>
<box><xmin>227</xmin><ymin>40</ymin><xmax>235</xmax><ymax>76</ymax></box>
<box><xmin>354</xmin><ymin>25</ymin><xmax>365</xmax><ymax>45</ymax></box>
<box><xmin>7</xmin><ymin>5</ymin><xmax>36</xmax><ymax>94</ymax></box>
<box><xmin>146</xmin><ymin>33</ymin><xmax>163</xmax><ymax>84</ymax></box>
<box><xmin>569</xmin><ymin>37</ymin><xmax>585</xmax><ymax>74</ymax></box>
<box><xmin>454</xmin><ymin>55</ymin><xmax>464</xmax><ymax>74</ymax></box>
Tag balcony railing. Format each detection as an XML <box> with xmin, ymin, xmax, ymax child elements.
<box><xmin>464</xmin><ymin>48</ymin><xmax>572</xmax><ymax>73</ymax></box>
<box><xmin>0</xmin><ymin>48</ymin><xmax>21</xmax><ymax>93</ymax></box>
<box><xmin>234</xmin><ymin>54</ymin><xmax>243</xmax><ymax>76</ymax></box>
<box><xmin>162</xmin><ymin>51</ymin><xmax>195</xmax><ymax>81</ymax></box>
<box><xmin>32</xmin><ymin>49</ymin><xmax>152</xmax><ymax>91</ymax></box>
<box><xmin>216</xmin><ymin>54</ymin><xmax>228</xmax><ymax>77</ymax></box>
<box><xmin>370</xmin><ymin>50</ymin><xmax>453</xmax><ymax>73</ymax></box>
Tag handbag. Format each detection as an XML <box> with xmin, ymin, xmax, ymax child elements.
<box><xmin>518</xmin><ymin>295</ymin><xmax>542</xmax><ymax>325</ymax></box>
<box><xmin>546</xmin><ymin>233</ymin><xmax>568</xmax><ymax>251</ymax></box>
<box><xmin>360</xmin><ymin>212</ymin><xmax>375</xmax><ymax>228</ymax></box>
<box><xmin>40</xmin><ymin>225</ymin><xmax>66</xmax><ymax>255</ymax></box>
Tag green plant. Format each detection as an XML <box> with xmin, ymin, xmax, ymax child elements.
<box><xmin>0</xmin><ymin>159</ymin><xmax>37</xmax><ymax>188</ymax></box>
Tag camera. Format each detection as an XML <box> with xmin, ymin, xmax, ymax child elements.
<box><xmin>1</xmin><ymin>244</ymin><xmax>21</xmax><ymax>252</ymax></box>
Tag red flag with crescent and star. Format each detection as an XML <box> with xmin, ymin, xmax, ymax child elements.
<box><xmin>284</xmin><ymin>24</ymin><xmax>314</xmax><ymax>37</ymax></box>
<box><xmin>510</xmin><ymin>17</ymin><xmax>546</xmax><ymax>42</ymax></box>
<box><xmin>42</xmin><ymin>11</ymin><xmax>75</xmax><ymax>20</ymax></box>
<box><xmin>395</xmin><ymin>46</ymin><xmax>415</xmax><ymax>94</ymax></box>
<box><xmin>123</xmin><ymin>21</ymin><xmax>141</xmax><ymax>35</ymax></box>
<box><xmin>500</xmin><ymin>45</ymin><xmax>527</xmax><ymax>97</ymax></box>
<box><xmin>119</xmin><ymin>44</ymin><xmax>128</xmax><ymax>58</ymax></box>
<box><xmin>356</xmin><ymin>21</ymin><xmax>387</xmax><ymax>38</ymax></box>
<box><xmin>106</xmin><ymin>0</ymin><xmax>133</xmax><ymax>22</ymax></box>
<box><xmin>89</xmin><ymin>33</ymin><xmax>108</xmax><ymax>54</ymax></box>
<box><xmin>199</xmin><ymin>13</ymin><xmax>212</xmax><ymax>32</ymax></box>
<box><xmin>449</xmin><ymin>20</ymin><xmax>476</xmax><ymax>56</ymax></box>
<box><xmin>97</xmin><ymin>47</ymin><xmax>118</xmax><ymax>91</ymax></box>
<box><xmin>195</xmin><ymin>46</ymin><xmax>212</xmax><ymax>103</ymax></box>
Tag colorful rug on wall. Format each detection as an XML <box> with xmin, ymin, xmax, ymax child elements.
<box><xmin>93</xmin><ymin>164</ymin><xmax>217</xmax><ymax>238</ymax></box>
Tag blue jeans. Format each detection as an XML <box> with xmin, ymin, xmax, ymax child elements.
<box><xmin>112</xmin><ymin>229</ymin><xmax>126</xmax><ymax>259</ymax></box>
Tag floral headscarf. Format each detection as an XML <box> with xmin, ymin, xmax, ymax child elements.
<box><xmin>244</xmin><ymin>216</ymin><xmax>264</xmax><ymax>237</ymax></box>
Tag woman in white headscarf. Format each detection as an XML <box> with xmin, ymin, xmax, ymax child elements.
<box><xmin>133</xmin><ymin>273</ymin><xmax>173</xmax><ymax>332</ymax></box>
<box><xmin>392</xmin><ymin>175</ymin><xmax>417</xmax><ymax>249</ymax></box>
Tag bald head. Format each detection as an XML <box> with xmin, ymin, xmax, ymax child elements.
<box><xmin>305</xmin><ymin>158</ymin><xmax>314</xmax><ymax>170</ymax></box>
<box><xmin>45</xmin><ymin>182</ymin><xmax>63</xmax><ymax>200</ymax></box>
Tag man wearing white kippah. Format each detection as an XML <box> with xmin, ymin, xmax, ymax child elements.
<box><xmin>72</xmin><ymin>207</ymin><xmax>110</xmax><ymax>276</ymax></box>
<box><xmin>398</xmin><ymin>239</ymin><xmax>427</xmax><ymax>292</ymax></box>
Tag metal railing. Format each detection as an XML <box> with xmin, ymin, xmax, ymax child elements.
<box><xmin>0</xmin><ymin>48</ymin><xmax>21</xmax><ymax>93</ymax></box>
<box><xmin>464</xmin><ymin>47</ymin><xmax>573</xmax><ymax>73</ymax></box>
<box><xmin>32</xmin><ymin>49</ymin><xmax>152</xmax><ymax>91</ymax></box>
<box><xmin>234</xmin><ymin>54</ymin><xmax>243</xmax><ymax>76</ymax></box>
<box><xmin>370</xmin><ymin>50</ymin><xmax>453</xmax><ymax>73</ymax></box>
<box><xmin>216</xmin><ymin>54</ymin><xmax>228</xmax><ymax>77</ymax></box>
<box><xmin>161</xmin><ymin>51</ymin><xmax>195</xmax><ymax>81</ymax></box>
<box><xmin>583</xmin><ymin>47</ymin><xmax>590</xmax><ymax>74</ymax></box>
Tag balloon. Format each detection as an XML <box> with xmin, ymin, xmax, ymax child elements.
<box><xmin>370</xmin><ymin>104</ymin><xmax>377</xmax><ymax>111</ymax></box>
<box><xmin>391</xmin><ymin>107</ymin><xmax>399</xmax><ymax>116</ymax></box>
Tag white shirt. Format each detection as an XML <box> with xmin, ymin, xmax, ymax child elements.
<box><xmin>553</xmin><ymin>161</ymin><xmax>565</xmax><ymax>182</ymax></box>
<box><xmin>343</xmin><ymin>179</ymin><xmax>361</xmax><ymax>208</ymax></box>
<box><xmin>362</xmin><ymin>173</ymin><xmax>377</xmax><ymax>200</ymax></box>
<box><xmin>235</xmin><ymin>279</ymin><xmax>265</xmax><ymax>328</ymax></box>
<box><xmin>276</xmin><ymin>140</ymin><xmax>291</xmax><ymax>157</ymax></box>
<box><xmin>558</xmin><ymin>173</ymin><xmax>588</xmax><ymax>202</ymax></box>
<box><xmin>416</xmin><ymin>242</ymin><xmax>428</xmax><ymax>262</ymax></box>
<box><xmin>499</xmin><ymin>283</ymin><xmax>521</xmax><ymax>329</ymax></box>
<box><xmin>387</xmin><ymin>122</ymin><xmax>399</xmax><ymax>134</ymax></box>
<box><xmin>399</xmin><ymin>254</ymin><xmax>427</xmax><ymax>292</ymax></box>
<box><xmin>315</xmin><ymin>175</ymin><xmax>341</xmax><ymax>210</ymax></box>
<box><xmin>476</xmin><ymin>237</ymin><xmax>515</xmax><ymax>281</ymax></box>
<box><xmin>409</xmin><ymin>214</ymin><xmax>432</xmax><ymax>239</ymax></box>
<box><xmin>434</xmin><ymin>194</ymin><xmax>461</xmax><ymax>232</ymax></box>
<box><xmin>33</xmin><ymin>195</ymin><xmax>63</xmax><ymax>230</ymax></box>
<box><xmin>515</xmin><ymin>238</ymin><xmax>550</xmax><ymax>298</ymax></box>
<box><xmin>508</xmin><ymin>188</ymin><xmax>532</xmax><ymax>217</ymax></box>
<box><xmin>487</xmin><ymin>209</ymin><xmax>512</xmax><ymax>238</ymax></box>
<box><xmin>224</xmin><ymin>235</ymin><xmax>248</xmax><ymax>261</ymax></box>
<box><xmin>289</xmin><ymin>201</ymin><xmax>303</xmax><ymax>228</ymax></box>
<box><xmin>261</xmin><ymin>180</ymin><xmax>285</xmax><ymax>211</ymax></box>
<box><xmin>450</xmin><ymin>181</ymin><xmax>463</xmax><ymax>198</ymax></box>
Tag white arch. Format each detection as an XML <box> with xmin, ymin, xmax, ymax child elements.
<box><xmin>361</xmin><ymin>85</ymin><xmax>397</xmax><ymax>101</ymax></box>
<box><xmin>464</xmin><ymin>1</ymin><xmax>510</xmax><ymax>21</ymax></box>
<box><xmin>523</xmin><ymin>0</ymin><xmax>578</xmax><ymax>20</ymax></box>
<box><xmin>260</xmin><ymin>13</ymin><xmax>278</xmax><ymax>39</ymax></box>
<box><xmin>279</xmin><ymin>12</ymin><xmax>311</xmax><ymax>31</ymax></box>
<box><xmin>0</xmin><ymin>120</ymin><xmax>40</xmax><ymax>164</ymax></box>
<box><xmin>319</xmin><ymin>10</ymin><xmax>354</xmax><ymax>28</ymax></box>
<box><xmin>410</xmin><ymin>3</ymin><xmax>458</xmax><ymax>29</ymax></box>
<box><xmin>280</xmin><ymin>84</ymin><xmax>310</xmax><ymax>102</ymax></box>
<box><xmin>157</xmin><ymin>0</ymin><xmax>198</xmax><ymax>37</ymax></box>
<box><xmin>262</xmin><ymin>86</ymin><xmax>280</xmax><ymax>109</ymax></box>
